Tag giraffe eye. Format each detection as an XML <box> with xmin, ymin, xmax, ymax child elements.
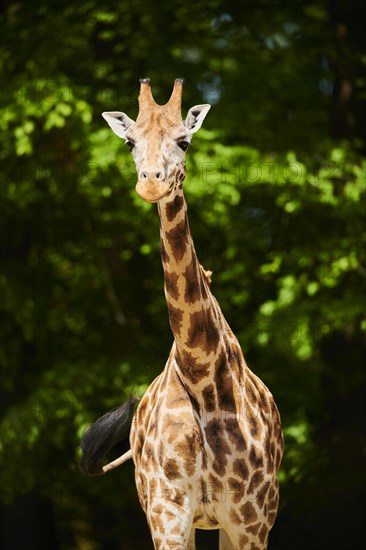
<box><xmin>125</xmin><ymin>140</ymin><xmax>135</xmax><ymax>151</ymax></box>
<box><xmin>178</xmin><ymin>140</ymin><xmax>190</xmax><ymax>151</ymax></box>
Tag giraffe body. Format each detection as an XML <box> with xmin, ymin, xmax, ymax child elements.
<box><xmin>131</xmin><ymin>346</ymin><xmax>282</xmax><ymax>549</ymax></box>
<box><xmin>100</xmin><ymin>79</ymin><xmax>283</xmax><ymax>549</ymax></box>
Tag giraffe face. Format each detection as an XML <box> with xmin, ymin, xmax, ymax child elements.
<box><xmin>125</xmin><ymin>111</ymin><xmax>191</xmax><ymax>203</ymax></box>
<box><xmin>102</xmin><ymin>79</ymin><xmax>211</xmax><ymax>203</ymax></box>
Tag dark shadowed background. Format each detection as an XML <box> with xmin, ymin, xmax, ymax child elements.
<box><xmin>0</xmin><ymin>0</ymin><xmax>365</xmax><ymax>548</ymax></box>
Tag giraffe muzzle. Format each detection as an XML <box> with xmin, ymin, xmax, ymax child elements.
<box><xmin>135</xmin><ymin>179</ymin><xmax>172</xmax><ymax>203</ymax></box>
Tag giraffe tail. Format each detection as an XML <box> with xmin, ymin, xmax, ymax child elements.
<box><xmin>79</xmin><ymin>396</ymin><xmax>138</xmax><ymax>476</ymax></box>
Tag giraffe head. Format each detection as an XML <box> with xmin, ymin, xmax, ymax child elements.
<box><xmin>102</xmin><ymin>79</ymin><xmax>211</xmax><ymax>203</ymax></box>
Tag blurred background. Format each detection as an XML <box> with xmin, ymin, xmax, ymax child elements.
<box><xmin>0</xmin><ymin>0</ymin><xmax>365</xmax><ymax>548</ymax></box>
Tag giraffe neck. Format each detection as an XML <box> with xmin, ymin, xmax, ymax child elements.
<box><xmin>158</xmin><ymin>187</ymin><xmax>227</xmax><ymax>392</ymax></box>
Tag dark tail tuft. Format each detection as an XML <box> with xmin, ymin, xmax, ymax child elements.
<box><xmin>80</xmin><ymin>396</ymin><xmax>138</xmax><ymax>476</ymax></box>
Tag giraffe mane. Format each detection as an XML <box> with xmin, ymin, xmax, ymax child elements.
<box><xmin>200</xmin><ymin>264</ymin><xmax>213</xmax><ymax>286</ymax></box>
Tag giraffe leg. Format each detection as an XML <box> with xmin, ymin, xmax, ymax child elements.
<box><xmin>224</xmin><ymin>525</ymin><xmax>269</xmax><ymax>550</ymax></box>
<box><xmin>187</xmin><ymin>527</ymin><xmax>196</xmax><ymax>550</ymax></box>
<box><xmin>147</xmin><ymin>504</ymin><xmax>193</xmax><ymax>549</ymax></box>
<box><xmin>219</xmin><ymin>528</ymin><xmax>235</xmax><ymax>550</ymax></box>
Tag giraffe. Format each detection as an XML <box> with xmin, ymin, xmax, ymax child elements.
<box><xmin>80</xmin><ymin>79</ymin><xmax>283</xmax><ymax>549</ymax></box>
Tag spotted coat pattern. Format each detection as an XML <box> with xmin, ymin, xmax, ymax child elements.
<box><xmin>130</xmin><ymin>181</ymin><xmax>283</xmax><ymax>549</ymax></box>
<box><xmin>113</xmin><ymin>79</ymin><xmax>283</xmax><ymax>549</ymax></box>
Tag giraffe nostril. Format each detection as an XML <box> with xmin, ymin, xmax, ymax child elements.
<box><xmin>141</xmin><ymin>171</ymin><xmax>147</xmax><ymax>180</ymax></box>
<box><xmin>155</xmin><ymin>172</ymin><xmax>161</xmax><ymax>180</ymax></box>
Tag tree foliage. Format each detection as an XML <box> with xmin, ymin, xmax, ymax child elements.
<box><xmin>0</xmin><ymin>1</ymin><xmax>365</xmax><ymax>548</ymax></box>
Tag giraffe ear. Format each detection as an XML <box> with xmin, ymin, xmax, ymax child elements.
<box><xmin>102</xmin><ymin>111</ymin><xmax>135</xmax><ymax>139</ymax></box>
<box><xmin>184</xmin><ymin>104</ymin><xmax>211</xmax><ymax>134</ymax></box>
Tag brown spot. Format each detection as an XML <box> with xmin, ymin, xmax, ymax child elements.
<box><xmin>151</xmin><ymin>503</ymin><xmax>165</xmax><ymax>533</ymax></box>
<box><xmin>166</xmin><ymin>538</ymin><xmax>182</xmax><ymax>547</ymax></box>
<box><xmin>232</xmin><ymin>344</ymin><xmax>243</xmax><ymax>365</ymax></box>
<box><xmin>258</xmin><ymin>523</ymin><xmax>268</xmax><ymax>544</ymax></box>
<box><xmin>179</xmin><ymin>172</ymin><xmax>185</xmax><ymax>182</ymax></box>
<box><xmin>269</xmin><ymin>487</ymin><xmax>279</xmax><ymax>512</ymax></box>
<box><xmin>166</xmin><ymin>373</ymin><xmax>189</xmax><ymax>408</ymax></box>
<box><xmin>249</xmin><ymin>414</ymin><xmax>262</xmax><ymax>440</ymax></box>
<box><xmin>159</xmin><ymin>478</ymin><xmax>174</xmax><ymax>502</ymax></box>
<box><xmin>201</xmin><ymin>480</ymin><xmax>209</xmax><ymax>503</ymax></box>
<box><xmin>257</xmin><ymin>481</ymin><xmax>271</xmax><ymax>509</ymax></box>
<box><xmin>160</xmin><ymin>238</ymin><xmax>168</xmax><ymax>263</ymax></box>
<box><xmin>204</xmin><ymin>419</ymin><xmax>230</xmax><ymax>476</ymax></box>
<box><xmin>174</xmin><ymin>433</ymin><xmax>197</xmax><ymax>476</ymax></box>
<box><xmin>147</xmin><ymin>380</ymin><xmax>159</xmax><ymax>403</ymax></box>
<box><xmin>247</xmin><ymin>471</ymin><xmax>264</xmax><ymax>495</ymax></box>
<box><xmin>233</xmin><ymin>458</ymin><xmax>250</xmax><ymax>480</ymax></box>
<box><xmin>225</xmin><ymin>338</ymin><xmax>243</xmax><ymax>366</ymax></box>
<box><xmin>268</xmin><ymin>510</ymin><xmax>277</xmax><ymax>527</ymax></box>
<box><xmin>275</xmin><ymin>448</ymin><xmax>282</xmax><ymax>471</ymax></box>
<box><xmin>162</xmin><ymin>412</ymin><xmax>194</xmax><ymax>444</ymax></box>
<box><xmin>270</xmin><ymin>490</ymin><xmax>280</xmax><ymax>510</ymax></box>
<box><xmin>227</xmin><ymin>477</ymin><xmax>245</xmax><ymax>503</ymax></box>
<box><xmin>246</xmin><ymin>380</ymin><xmax>258</xmax><ymax>407</ymax></box>
<box><xmin>268</xmin><ymin>479</ymin><xmax>279</xmax><ymax>511</ymax></box>
<box><xmin>188</xmin><ymin>393</ymin><xmax>200</xmax><ymax>415</ymax></box>
<box><xmin>239</xmin><ymin>534</ymin><xmax>249</xmax><ymax>547</ymax></box>
<box><xmin>137</xmin><ymin>397</ymin><xmax>148</xmax><ymax>420</ymax></box>
<box><xmin>202</xmin><ymin>383</ymin><xmax>216</xmax><ymax>412</ymax></box>
<box><xmin>135</xmin><ymin>429</ymin><xmax>145</xmax><ymax>457</ymax></box>
<box><xmin>249</xmin><ymin>445</ymin><xmax>264</xmax><ymax>468</ymax></box>
<box><xmin>172</xmin><ymin>489</ymin><xmax>185</xmax><ymax>507</ymax></box>
<box><xmin>165</xmin><ymin>194</ymin><xmax>184</xmax><ymax>222</ymax></box>
<box><xmin>270</xmin><ymin>442</ymin><xmax>275</xmax><ymax>459</ymax></box>
<box><xmin>147</xmin><ymin>402</ymin><xmax>161</xmax><ymax>439</ymax></box>
<box><xmin>184</xmin><ymin>451</ymin><xmax>197</xmax><ymax>476</ymax></box>
<box><xmin>200</xmin><ymin>278</ymin><xmax>208</xmax><ymax>300</ymax></box>
<box><xmin>177</xmin><ymin>349</ymin><xmax>210</xmax><ymax>384</ymax></box>
<box><xmin>215</xmin><ymin>351</ymin><xmax>236</xmax><ymax>411</ymax></box>
<box><xmin>147</xmin><ymin>418</ymin><xmax>158</xmax><ymax>438</ymax></box>
<box><xmin>201</xmin><ymin>444</ymin><xmax>208</xmax><ymax>470</ymax></box>
<box><xmin>158</xmin><ymin>440</ymin><xmax>164</xmax><ymax>466</ymax></box>
<box><xmin>250</xmin><ymin>374</ymin><xmax>261</xmax><ymax>391</ymax></box>
<box><xmin>240</xmin><ymin>501</ymin><xmax>258</xmax><ymax>524</ymax></box>
<box><xmin>186</xmin><ymin>306</ymin><xmax>220</xmax><ymax>354</ymax></box>
<box><xmin>184</xmin><ymin>255</ymin><xmax>201</xmax><ymax>304</ymax></box>
<box><xmin>209</xmin><ymin>473</ymin><xmax>223</xmax><ymax>502</ymax></box>
<box><xmin>275</xmin><ymin>416</ymin><xmax>283</xmax><ymax>436</ymax></box>
<box><xmin>147</xmin><ymin>478</ymin><xmax>158</xmax><ymax>508</ymax></box>
<box><xmin>264</xmin><ymin>433</ymin><xmax>271</xmax><ymax>464</ymax></box>
<box><xmin>168</xmin><ymin>304</ymin><xmax>183</xmax><ymax>336</ymax></box>
<box><xmin>142</xmin><ymin>441</ymin><xmax>155</xmax><ymax>463</ymax></box>
<box><xmin>165</xmin><ymin>270</ymin><xmax>180</xmax><ymax>301</ymax></box>
<box><xmin>224</xmin><ymin>418</ymin><xmax>247</xmax><ymax>451</ymax></box>
<box><xmin>193</xmin><ymin>513</ymin><xmax>203</xmax><ymax>523</ymax></box>
<box><xmin>209</xmin><ymin>516</ymin><xmax>219</xmax><ymax>526</ymax></box>
<box><xmin>171</xmin><ymin>524</ymin><xmax>182</xmax><ymax>535</ymax></box>
<box><xmin>258</xmin><ymin>389</ymin><xmax>270</xmax><ymax>414</ymax></box>
<box><xmin>247</xmin><ymin>522</ymin><xmax>261</xmax><ymax>536</ymax></box>
<box><xmin>229</xmin><ymin>508</ymin><xmax>242</xmax><ymax>525</ymax></box>
<box><xmin>166</xmin><ymin>215</ymin><xmax>188</xmax><ymax>262</ymax></box>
